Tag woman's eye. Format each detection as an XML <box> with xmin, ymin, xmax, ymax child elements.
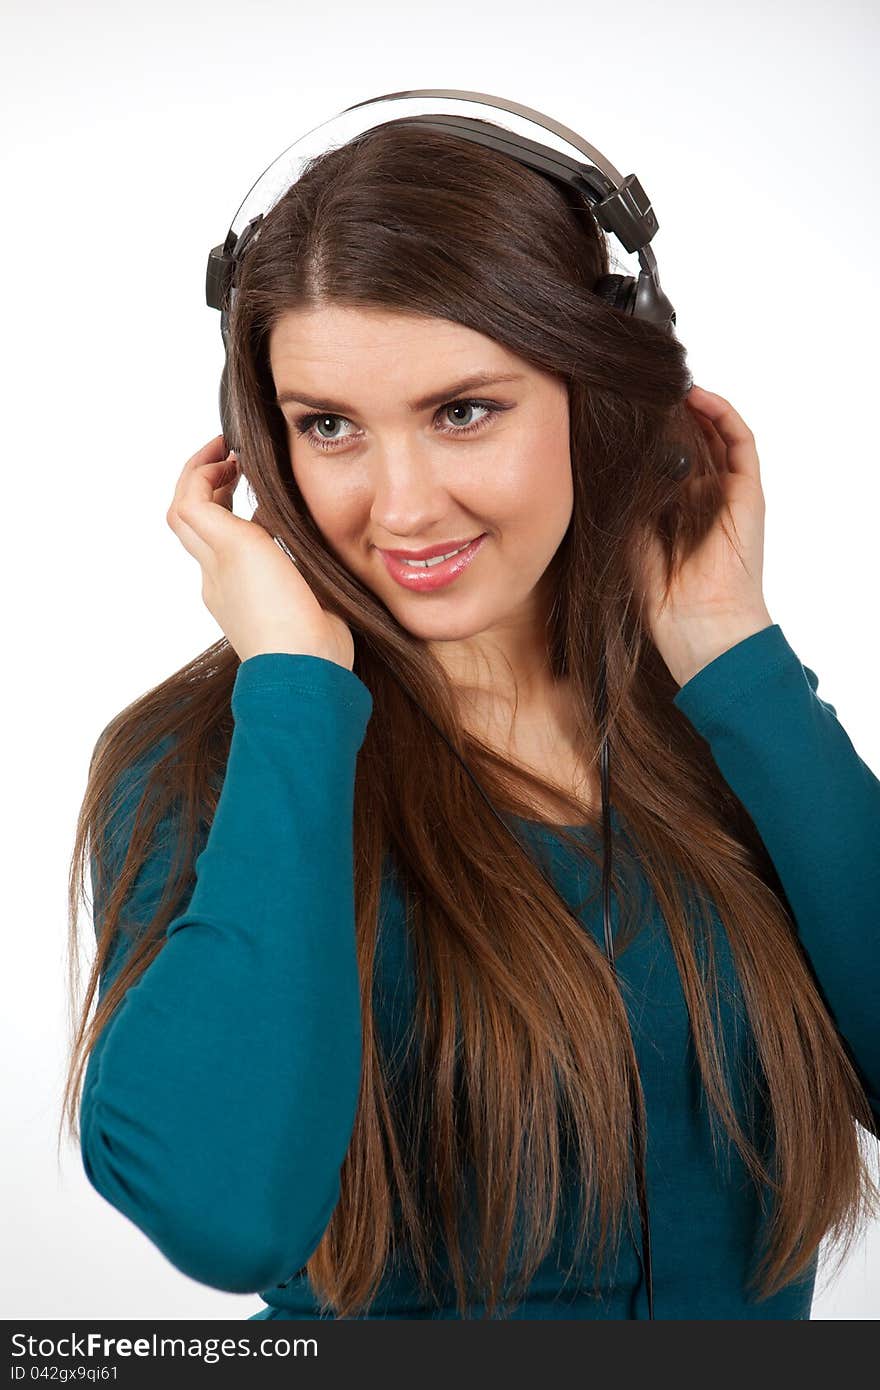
<box><xmin>441</xmin><ymin>400</ymin><xmax>491</xmax><ymax>432</ymax></box>
<box><xmin>295</xmin><ymin>413</ymin><xmax>351</xmax><ymax>447</ymax></box>
<box><xmin>291</xmin><ymin>398</ymin><xmax>506</xmax><ymax>453</ymax></box>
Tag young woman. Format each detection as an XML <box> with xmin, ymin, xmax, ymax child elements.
<box><xmin>62</xmin><ymin>118</ymin><xmax>880</xmax><ymax>1320</ymax></box>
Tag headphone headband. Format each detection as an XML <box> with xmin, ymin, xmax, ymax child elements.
<box><xmin>205</xmin><ymin>86</ymin><xmax>676</xmax><ymax>332</ymax></box>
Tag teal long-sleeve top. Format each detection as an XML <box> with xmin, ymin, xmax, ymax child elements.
<box><xmin>80</xmin><ymin>624</ymin><xmax>880</xmax><ymax>1319</ymax></box>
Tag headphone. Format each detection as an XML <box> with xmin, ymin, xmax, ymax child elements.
<box><xmin>205</xmin><ymin>88</ymin><xmax>696</xmax><ymax>1320</ymax></box>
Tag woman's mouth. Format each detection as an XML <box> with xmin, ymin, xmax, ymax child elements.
<box><xmin>379</xmin><ymin>534</ymin><xmax>488</xmax><ymax>591</ymax></box>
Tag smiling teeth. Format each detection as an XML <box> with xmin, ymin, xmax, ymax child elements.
<box><xmin>401</xmin><ymin>542</ymin><xmax>471</xmax><ymax>568</ymax></box>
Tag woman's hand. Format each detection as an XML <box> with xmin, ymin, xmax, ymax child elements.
<box><xmin>166</xmin><ymin>434</ymin><xmax>355</xmax><ymax>670</ymax></box>
<box><xmin>633</xmin><ymin>386</ymin><xmax>775</xmax><ymax>689</ymax></box>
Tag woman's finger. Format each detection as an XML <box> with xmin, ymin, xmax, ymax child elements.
<box><xmin>167</xmin><ymin>452</ymin><xmax>239</xmax><ymax>563</ymax></box>
<box><xmin>175</xmin><ymin>465</ymin><xmax>254</xmax><ymax>552</ymax></box>
<box><xmin>209</xmin><ymin>453</ymin><xmax>240</xmax><ymax>511</ymax></box>
<box><xmin>185</xmin><ymin>434</ymin><xmax>229</xmax><ymax>471</ymax></box>
<box><xmin>686</xmin><ymin>386</ymin><xmax>761</xmax><ymax>482</ymax></box>
<box><xmin>693</xmin><ymin>412</ymin><xmax>728</xmax><ymax>475</ymax></box>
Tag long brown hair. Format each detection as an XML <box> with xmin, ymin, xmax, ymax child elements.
<box><xmin>61</xmin><ymin>117</ymin><xmax>879</xmax><ymax>1317</ymax></box>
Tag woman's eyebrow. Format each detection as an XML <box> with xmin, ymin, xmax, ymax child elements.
<box><xmin>275</xmin><ymin>371</ymin><xmax>524</xmax><ymax>416</ymax></box>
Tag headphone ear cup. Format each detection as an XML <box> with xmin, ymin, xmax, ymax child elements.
<box><xmin>591</xmin><ymin>277</ymin><xmax>693</xmax><ymax>482</ymax></box>
<box><xmin>666</xmin><ymin>450</ymin><xmax>692</xmax><ymax>482</ymax></box>
<box><xmin>592</xmin><ymin>273</ymin><xmax>638</xmax><ymax>316</ymax></box>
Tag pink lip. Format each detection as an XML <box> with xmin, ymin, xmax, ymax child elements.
<box><xmin>379</xmin><ymin>533</ymin><xmax>488</xmax><ymax>591</ymax></box>
<box><xmin>382</xmin><ymin>536</ymin><xmax>475</xmax><ymax>561</ymax></box>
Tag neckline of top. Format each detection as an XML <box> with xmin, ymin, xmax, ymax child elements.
<box><xmin>510</xmin><ymin>805</ymin><xmax>620</xmax><ymax>837</ymax></box>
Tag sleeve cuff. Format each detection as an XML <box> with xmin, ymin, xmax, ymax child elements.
<box><xmin>672</xmin><ymin>624</ymin><xmax>807</xmax><ymax>737</ymax></box>
<box><xmin>231</xmin><ymin>651</ymin><xmax>374</xmax><ymax>726</ymax></box>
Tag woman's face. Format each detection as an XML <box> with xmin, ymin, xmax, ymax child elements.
<box><xmin>268</xmin><ymin>304</ymin><xmax>573</xmax><ymax>689</ymax></box>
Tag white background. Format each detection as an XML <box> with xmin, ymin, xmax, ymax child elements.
<box><xmin>1</xmin><ymin>0</ymin><xmax>877</xmax><ymax>1321</ymax></box>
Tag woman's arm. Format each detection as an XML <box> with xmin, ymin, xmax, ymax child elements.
<box><xmin>672</xmin><ymin>622</ymin><xmax>880</xmax><ymax>1127</ymax></box>
<box><xmin>81</xmin><ymin>653</ymin><xmax>373</xmax><ymax>1293</ymax></box>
